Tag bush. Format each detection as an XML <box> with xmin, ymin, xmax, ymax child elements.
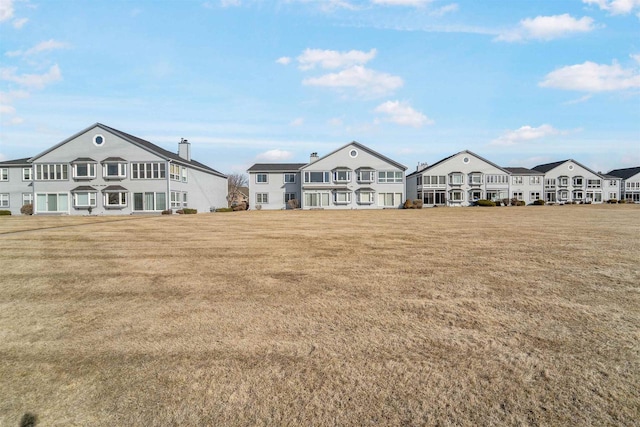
<box><xmin>606</xmin><ymin>199</ymin><xmax>617</xmax><ymax>204</ymax></box>
<box><xmin>494</xmin><ymin>200</ymin><xmax>502</xmax><ymax>206</ymax></box>
<box><xmin>162</xmin><ymin>210</ymin><xmax>172</xmax><ymax>215</ymax></box>
<box><xmin>232</xmin><ymin>202</ymin><xmax>248</xmax><ymax>211</ymax></box>
<box><xmin>287</xmin><ymin>199</ymin><xmax>299</xmax><ymax>209</ymax></box>
<box><xmin>403</xmin><ymin>199</ymin><xmax>415</xmax><ymax>209</ymax></box>
<box><xmin>0</xmin><ymin>210</ymin><xmax>11</xmax><ymax>215</ymax></box>
<box><xmin>182</xmin><ymin>208</ymin><xmax>197</xmax><ymax>214</ymax></box>
<box><xmin>413</xmin><ymin>199</ymin><xmax>423</xmax><ymax>209</ymax></box>
<box><xmin>21</xmin><ymin>204</ymin><xmax>33</xmax><ymax>215</ymax></box>
<box><xmin>501</xmin><ymin>198</ymin><xmax>510</xmax><ymax>206</ymax></box>
<box><xmin>618</xmin><ymin>199</ymin><xmax>626</xmax><ymax>204</ymax></box>
<box><xmin>215</xmin><ymin>207</ymin><xmax>233</xmax><ymax>212</ymax></box>
<box><xmin>515</xmin><ymin>200</ymin><xmax>526</xmax><ymax>206</ymax></box>
<box><xmin>255</xmin><ymin>204</ymin><xmax>262</xmax><ymax>210</ymax></box>
<box><xmin>476</xmin><ymin>199</ymin><xmax>496</xmax><ymax>207</ymax></box>
<box><xmin>533</xmin><ymin>199</ymin><xmax>545</xmax><ymax>205</ymax></box>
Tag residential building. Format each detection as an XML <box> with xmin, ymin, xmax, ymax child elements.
<box><xmin>503</xmin><ymin>167</ymin><xmax>545</xmax><ymax>205</ymax></box>
<box><xmin>248</xmin><ymin>141</ymin><xmax>407</xmax><ymax>209</ymax></box>
<box><xmin>607</xmin><ymin>167</ymin><xmax>640</xmax><ymax>203</ymax></box>
<box><xmin>0</xmin><ymin>123</ymin><xmax>227</xmax><ymax>215</ymax></box>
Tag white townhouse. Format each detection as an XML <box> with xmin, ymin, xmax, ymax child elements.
<box><xmin>503</xmin><ymin>167</ymin><xmax>545</xmax><ymax>204</ymax></box>
<box><xmin>532</xmin><ymin>159</ymin><xmax>620</xmax><ymax>204</ymax></box>
<box><xmin>247</xmin><ymin>141</ymin><xmax>407</xmax><ymax>209</ymax></box>
<box><xmin>406</xmin><ymin>150</ymin><xmax>514</xmax><ymax>207</ymax></box>
<box><xmin>0</xmin><ymin>123</ymin><xmax>227</xmax><ymax>215</ymax></box>
<box><xmin>607</xmin><ymin>167</ymin><xmax>640</xmax><ymax>203</ymax></box>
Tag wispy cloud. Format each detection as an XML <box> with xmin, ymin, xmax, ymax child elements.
<box><xmin>490</xmin><ymin>124</ymin><xmax>567</xmax><ymax>146</ymax></box>
<box><xmin>495</xmin><ymin>14</ymin><xmax>597</xmax><ymax>42</ymax></box>
<box><xmin>0</xmin><ymin>0</ymin><xmax>14</xmax><ymax>22</ymax></box>
<box><xmin>0</xmin><ymin>64</ymin><xmax>62</xmax><ymax>89</ymax></box>
<box><xmin>297</xmin><ymin>48</ymin><xmax>377</xmax><ymax>70</ymax></box>
<box><xmin>276</xmin><ymin>56</ymin><xmax>292</xmax><ymax>65</ymax></box>
<box><xmin>540</xmin><ymin>60</ymin><xmax>640</xmax><ymax>92</ymax></box>
<box><xmin>12</xmin><ymin>17</ymin><xmax>27</xmax><ymax>28</ymax></box>
<box><xmin>374</xmin><ymin>100</ymin><xmax>433</xmax><ymax>127</ymax></box>
<box><xmin>371</xmin><ymin>0</ymin><xmax>433</xmax><ymax>6</ymax></box>
<box><xmin>289</xmin><ymin>117</ymin><xmax>304</xmax><ymax>126</ymax></box>
<box><xmin>583</xmin><ymin>0</ymin><xmax>640</xmax><ymax>15</ymax></box>
<box><xmin>303</xmin><ymin>65</ymin><xmax>403</xmax><ymax>97</ymax></box>
<box><xmin>6</xmin><ymin>39</ymin><xmax>70</xmax><ymax>58</ymax></box>
<box><xmin>256</xmin><ymin>149</ymin><xmax>294</xmax><ymax>161</ymax></box>
<box><xmin>430</xmin><ymin>3</ymin><xmax>458</xmax><ymax>16</ymax></box>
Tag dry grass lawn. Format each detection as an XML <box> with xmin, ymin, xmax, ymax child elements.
<box><xmin>1</xmin><ymin>205</ymin><xmax>639</xmax><ymax>426</ymax></box>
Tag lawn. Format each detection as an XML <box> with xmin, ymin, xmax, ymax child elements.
<box><xmin>1</xmin><ymin>205</ymin><xmax>639</xmax><ymax>426</ymax></box>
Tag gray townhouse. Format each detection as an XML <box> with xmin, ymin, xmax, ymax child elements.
<box><xmin>406</xmin><ymin>150</ymin><xmax>522</xmax><ymax>207</ymax></box>
<box><xmin>0</xmin><ymin>123</ymin><xmax>227</xmax><ymax>215</ymax></box>
<box><xmin>607</xmin><ymin>167</ymin><xmax>640</xmax><ymax>203</ymax></box>
<box><xmin>532</xmin><ymin>159</ymin><xmax>621</xmax><ymax>204</ymax></box>
<box><xmin>248</xmin><ymin>141</ymin><xmax>407</xmax><ymax>209</ymax></box>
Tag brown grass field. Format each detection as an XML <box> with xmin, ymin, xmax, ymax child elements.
<box><xmin>1</xmin><ymin>205</ymin><xmax>639</xmax><ymax>426</ymax></box>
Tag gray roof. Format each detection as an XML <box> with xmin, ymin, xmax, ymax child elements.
<box><xmin>103</xmin><ymin>185</ymin><xmax>128</xmax><ymax>192</ymax></box>
<box><xmin>531</xmin><ymin>160</ymin><xmax>568</xmax><ymax>173</ymax></box>
<box><xmin>71</xmin><ymin>157</ymin><xmax>97</xmax><ymax>163</ymax></box>
<box><xmin>71</xmin><ymin>185</ymin><xmax>97</xmax><ymax>192</ymax></box>
<box><xmin>247</xmin><ymin>163</ymin><xmax>307</xmax><ymax>172</ymax></box>
<box><xmin>607</xmin><ymin>166</ymin><xmax>640</xmax><ymax>180</ymax></box>
<box><xmin>503</xmin><ymin>167</ymin><xmax>544</xmax><ymax>175</ymax></box>
<box><xmin>29</xmin><ymin>123</ymin><xmax>226</xmax><ymax>179</ymax></box>
<box><xmin>102</xmin><ymin>157</ymin><xmax>127</xmax><ymax>162</ymax></box>
<box><xmin>301</xmin><ymin>141</ymin><xmax>407</xmax><ymax>172</ymax></box>
<box><xmin>0</xmin><ymin>157</ymin><xmax>30</xmax><ymax>166</ymax></box>
<box><xmin>407</xmin><ymin>150</ymin><xmax>509</xmax><ymax>178</ymax></box>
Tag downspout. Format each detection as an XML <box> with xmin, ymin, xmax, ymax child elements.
<box><xmin>167</xmin><ymin>159</ymin><xmax>171</xmax><ymax>212</ymax></box>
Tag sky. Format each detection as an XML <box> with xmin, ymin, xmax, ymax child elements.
<box><xmin>0</xmin><ymin>0</ymin><xmax>639</xmax><ymax>175</ymax></box>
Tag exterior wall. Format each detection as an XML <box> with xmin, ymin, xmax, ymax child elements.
<box><xmin>249</xmin><ymin>171</ymin><xmax>301</xmax><ymax>210</ymax></box>
<box><xmin>508</xmin><ymin>174</ymin><xmax>544</xmax><ymax>205</ymax></box>
<box><xmin>602</xmin><ymin>178</ymin><xmax>621</xmax><ymax>202</ymax></box>
<box><xmin>541</xmin><ymin>161</ymin><xmax>606</xmax><ymax>204</ymax></box>
<box><xmin>0</xmin><ymin>164</ymin><xmax>32</xmax><ymax>215</ymax></box>
<box><xmin>622</xmin><ymin>173</ymin><xmax>640</xmax><ymax>202</ymax></box>
<box><xmin>406</xmin><ymin>173</ymin><xmax>418</xmax><ymax>201</ymax></box>
<box><xmin>300</xmin><ymin>143</ymin><xmax>405</xmax><ymax>209</ymax></box>
<box><xmin>417</xmin><ymin>152</ymin><xmax>509</xmax><ymax>207</ymax></box>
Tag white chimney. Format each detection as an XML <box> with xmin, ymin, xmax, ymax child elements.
<box><xmin>178</xmin><ymin>138</ymin><xmax>191</xmax><ymax>161</ymax></box>
<box><xmin>309</xmin><ymin>152</ymin><xmax>319</xmax><ymax>163</ymax></box>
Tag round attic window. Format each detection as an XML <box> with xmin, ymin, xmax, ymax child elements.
<box><xmin>463</xmin><ymin>157</ymin><xmax>470</xmax><ymax>164</ymax></box>
<box><xmin>349</xmin><ymin>149</ymin><xmax>358</xmax><ymax>158</ymax></box>
<box><xmin>93</xmin><ymin>134</ymin><xmax>105</xmax><ymax>146</ymax></box>
<box><xmin>568</xmin><ymin>164</ymin><xmax>574</xmax><ymax>171</ymax></box>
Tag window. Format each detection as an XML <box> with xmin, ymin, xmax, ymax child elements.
<box><xmin>183</xmin><ymin>193</ymin><xmax>188</xmax><ymax>207</ymax></box>
<box><xmin>36</xmin><ymin>193</ymin><xmax>69</xmax><ymax>212</ymax></box>
<box><xmin>609</xmin><ymin>192</ymin><xmax>617</xmax><ymax>199</ymax></box>
<box><xmin>131</xmin><ymin>163</ymin><xmax>166</xmax><ymax>179</ymax></box>
<box><xmin>559</xmin><ymin>190</ymin><xmax>569</xmax><ymax>200</ymax></box>
<box><xmin>530</xmin><ymin>176</ymin><xmax>541</xmax><ymax>185</ymax></box>
<box><xmin>333</xmin><ymin>170</ymin><xmax>351</xmax><ymax>183</ymax></box>
<box><xmin>486</xmin><ymin>191</ymin><xmax>506</xmax><ymax>201</ymax></box>
<box><xmin>133</xmin><ymin>192</ymin><xmax>166</xmax><ymax>211</ymax></box>
<box><xmin>357</xmin><ymin>170</ymin><xmax>375</xmax><ymax>183</ymax></box>
<box><xmin>72</xmin><ymin>162</ymin><xmax>97</xmax><ymax>179</ymax></box>
<box><xmin>573</xmin><ymin>176</ymin><xmax>584</xmax><ymax>186</ymax></box>
<box><xmin>378</xmin><ymin>192</ymin><xmax>403</xmax><ymax>207</ymax></box>
<box><xmin>0</xmin><ymin>193</ymin><xmax>8</xmax><ymax>207</ymax></box>
<box><xmin>593</xmin><ymin>193</ymin><xmax>602</xmax><ymax>202</ymax></box>
<box><xmin>1</xmin><ymin>168</ymin><xmax>8</xmax><ymax>181</ymax></box>
<box><xmin>486</xmin><ymin>175</ymin><xmax>508</xmax><ymax>184</ymax></box>
<box><xmin>416</xmin><ymin>176</ymin><xmax>422</xmax><ymax>186</ymax></box>
<box><xmin>93</xmin><ymin>134</ymin><xmax>105</xmax><ymax>146</ymax></box>
<box><xmin>305</xmin><ymin>192</ymin><xmax>330</xmax><ymax>207</ymax></box>
<box><xmin>573</xmin><ymin>191</ymin><xmax>584</xmax><ymax>200</ymax></box>
<box><xmin>378</xmin><ymin>171</ymin><xmax>403</xmax><ymax>183</ymax></box>
<box><xmin>349</xmin><ymin>149</ymin><xmax>358</xmax><ymax>158</ymax></box>
<box><xmin>558</xmin><ymin>176</ymin><xmax>569</xmax><ymax>186</ymax></box>
<box><xmin>284</xmin><ymin>173</ymin><xmax>296</xmax><ymax>183</ymax></box>
<box><xmin>256</xmin><ymin>193</ymin><xmax>268</xmax><ymax>204</ymax></box>
<box><xmin>545</xmin><ymin>178</ymin><xmax>556</xmax><ymax>188</ymax></box>
<box><xmin>470</xmin><ymin>190</ymin><xmax>482</xmax><ymax>201</ymax></box>
<box><xmin>587</xmin><ymin>179</ymin><xmax>601</xmax><ymax>188</ymax></box>
<box><xmin>103</xmin><ymin>162</ymin><xmax>127</xmax><ymax>179</ymax></box>
<box><xmin>170</xmin><ymin>164</ymin><xmax>181</xmax><ymax>181</ymax></box>
<box><xmin>531</xmin><ymin>192</ymin><xmax>541</xmax><ymax>201</ymax></box>
<box><xmin>357</xmin><ymin>191</ymin><xmax>375</xmax><ymax>204</ymax></box>
<box><xmin>23</xmin><ymin>168</ymin><xmax>32</xmax><ymax>181</ymax></box>
<box><xmin>304</xmin><ymin>171</ymin><xmax>330</xmax><ymax>183</ymax></box>
<box><xmin>512</xmin><ymin>176</ymin><xmax>523</xmax><ymax>185</ymax></box>
<box><xmin>609</xmin><ymin>180</ymin><xmax>617</xmax><ymax>186</ymax></box>
<box><xmin>469</xmin><ymin>173</ymin><xmax>483</xmax><ymax>185</ymax></box>
<box><xmin>424</xmin><ymin>176</ymin><xmax>446</xmax><ymax>187</ymax></box>
<box><xmin>104</xmin><ymin>191</ymin><xmax>127</xmax><ymax>208</ymax></box>
<box><xmin>449</xmin><ymin>191</ymin><xmax>463</xmax><ymax>202</ymax></box>
<box><xmin>333</xmin><ymin>191</ymin><xmax>351</xmax><ymax>204</ymax></box>
<box><xmin>284</xmin><ymin>192</ymin><xmax>297</xmax><ymax>203</ymax></box>
<box><xmin>256</xmin><ymin>174</ymin><xmax>268</xmax><ymax>183</ymax></box>
<box><xmin>181</xmin><ymin>168</ymin><xmax>188</xmax><ymax>183</ymax></box>
<box><xmin>171</xmin><ymin>191</ymin><xmax>183</xmax><ymax>208</ymax></box>
<box><xmin>73</xmin><ymin>192</ymin><xmax>97</xmax><ymax>208</ymax></box>
<box><xmin>22</xmin><ymin>193</ymin><xmax>33</xmax><ymax>206</ymax></box>
<box><xmin>35</xmin><ymin>164</ymin><xmax>68</xmax><ymax>180</ymax></box>
<box><xmin>449</xmin><ymin>173</ymin><xmax>464</xmax><ymax>185</ymax></box>
<box><xmin>513</xmin><ymin>191</ymin><xmax>523</xmax><ymax>200</ymax></box>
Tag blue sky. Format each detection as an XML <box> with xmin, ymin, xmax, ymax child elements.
<box><xmin>1</xmin><ymin>0</ymin><xmax>639</xmax><ymax>174</ymax></box>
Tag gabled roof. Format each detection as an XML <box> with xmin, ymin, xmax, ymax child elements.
<box><xmin>29</xmin><ymin>123</ymin><xmax>226</xmax><ymax>178</ymax></box>
<box><xmin>503</xmin><ymin>167</ymin><xmax>544</xmax><ymax>175</ymax></box>
<box><xmin>407</xmin><ymin>150</ymin><xmax>509</xmax><ymax>178</ymax></box>
<box><xmin>0</xmin><ymin>157</ymin><xmax>30</xmax><ymax>166</ymax></box>
<box><xmin>301</xmin><ymin>141</ymin><xmax>407</xmax><ymax>171</ymax></box>
<box><xmin>532</xmin><ymin>159</ymin><xmax>602</xmax><ymax>177</ymax></box>
<box><xmin>247</xmin><ymin>163</ymin><xmax>307</xmax><ymax>172</ymax></box>
<box><xmin>607</xmin><ymin>166</ymin><xmax>640</xmax><ymax>180</ymax></box>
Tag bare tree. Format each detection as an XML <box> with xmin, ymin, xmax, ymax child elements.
<box><xmin>226</xmin><ymin>173</ymin><xmax>249</xmax><ymax>207</ymax></box>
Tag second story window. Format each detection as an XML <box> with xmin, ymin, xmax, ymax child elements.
<box><xmin>530</xmin><ymin>176</ymin><xmax>541</xmax><ymax>185</ymax></box>
<box><xmin>170</xmin><ymin>164</ymin><xmax>181</xmax><ymax>181</ymax></box>
<box><xmin>333</xmin><ymin>169</ymin><xmax>351</xmax><ymax>183</ymax></box>
<box><xmin>256</xmin><ymin>173</ymin><xmax>268</xmax><ymax>183</ymax></box>
<box><xmin>35</xmin><ymin>164</ymin><xmax>68</xmax><ymax>180</ymax></box>
<box><xmin>304</xmin><ymin>171</ymin><xmax>330</xmax><ymax>183</ymax></box>
<box><xmin>449</xmin><ymin>173</ymin><xmax>464</xmax><ymax>185</ymax></box>
<box><xmin>357</xmin><ymin>170</ymin><xmax>375</xmax><ymax>183</ymax></box>
<box><xmin>71</xmin><ymin>158</ymin><xmax>97</xmax><ymax>180</ymax></box>
<box><xmin>469</xmin><ymin>173</ymin><xmax>483</xmax><ymax>184</ymax></box>
<box><xmin>378</xmin><ymin>171</ymin><xmax>403</xmax><ymax>183</ymax></box>
<box><xmin>284</xmin><ymin>173</ymin><xmax>296</xmax><ymax>183</ymax></box>
<box><xmin>103</xmin><ymin>160</ymin><xmax>127</xmax><ymax>179</ymax></box>
<box><xmin>23</xmin><ymin>168</ymin><xmax>32</xmax><ymax>181</ymax></box>
<box><xmin>0</xmin><ymin>168</ymin><xmax>8</xmax><ymax>181</ymax></box>
<box><xmin>512</xmin><ymin>176</ymin><xmax>523</xmax><ymax>185</ymax></box>
<box><xmin>131</xmin><ymin>162</ymin><xmax>166</xmax><ymax>179</ymax></box>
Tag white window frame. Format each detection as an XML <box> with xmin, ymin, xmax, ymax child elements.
<box><xmin>587</xmin><ymin>179</ymin><xmax>601</xmax><ymax>188</ymax></box>
<box><xmin>72</xmin><ymin>162</ymin><xmax>97</xmax><ymax>179</ymax></box>
<box><xmin>378</xmin><ymin>171</ymin><xmax>403</xmax><ymax>184</ymax></box>
<box><xmin>573</xmin><ymin>176</ymin><xmax>584</xmax><ymax>186</ymax></box>
<box><xmin>0</xmin><ymin>168</ymin><xmax>8</xmax><ymax>181</ymax></box>
<box><xmin>530</xmin><ymin>176</ymin><xmax>541</xmax><ymax>185</ymax></box>
<box><xmin>256</xmin><ymin>174</ymin><xmax>268</xmax><ymax>184</ymax></box>
<box><xmin>304</xmin><ymin>171</ymin><xmax>330</xmax><ymax>184</ymax></box>
<box><xmin>305</xmin><ymin>192</ymin><xmax>330</xmax><ymax>207</ymax></box>
<box><xmin>103</xmin><ymin>162</ymin><xmax>127</xmax><ymax>179</ymax></box>
<box><xmin>333</xmin><ymin>191</ymin><xmax>351</xmax><ymax>204</ymax></box>
<box><xmin>181</xmin><ymin>167</ymin><xmax>188</xmax><ymax>183</ymax></box>
<box><xmin>378</xmin><ymin>192</ymin><xmax>402</xmax><ymax>207</ymax></box>
<box><xmin>0</xmin><ymin>193</ymin><xmax>9</xmax><ymax>207</ymax></box>
<box><xmin>131</xmin><ymin>163</ymin><xmax>166</xmax><ymax>180</ymax></box>
<box><xmin>170</xmin><ymin>164</ymin><xmax>181</xmax><ymax>181</ymax></box>
<box><xmin>512</xmin><ymin>176</ymin><xmax>523</xmax><ymax>185</ymax></box>
<box><xmin>170</xmin><ymin>191</ymin><xmax>183</xmax><ymax>208</ymax></box>
<box><xmin>73</xmin><ymin>192</ymin><xmax>97</xmax><ymax>208</ymax></box>
<box><xmin>449</xmin><ymin>173</ymin><xmax>464</xmax><ymax>185</ymax></box>
<box><xmin>22</xmin><ymin>193</ymin><xmax>33</xmax><ymax>206</ymax></box>
<box><xmin>23</xmin><ymin>168</ymin><xmax>32</xmax><ymax>181</ymax></box>
<box><xmin>513</xmin><ymin>191</ymin><xmax>523</xmax><ymax>201</ymax></box>
<box><xmin>256</xmin><ymin>193</ymin><xmax>268</xmax><ymax>204</ymax></box>
<box><xmin>284</xmin><ymin>192</ymin><xmax>296</xmax><ymax>203</ymax></box>
<box><xmin>104</xmin><ymin>191</ymin><xmax>127</xmax><ymax>208</ymax></box>
<box><xmin>357</xmin><ymin>191</ymin><xmax>375</xmax><ymax>204</ymax></box>
<box><xmin>531</xmin><ymin>192</ymin><xmax>541</xmax><ymax>201</ymax></box>
<box><xmin>133</xmin><ymin>192</ymin><xmax>166</xmax><ymax>211</ymax></box>
<box><xmin>469</xmin><ymin>173</ymin><xmax>483</xmax><ymax>185</ymax></box>
<box><xmin>333</xmin><ymin>170</ymin><xmax>351</xmax><ymax>183</ymax></box>
<box><xmin>35</xmin><ymin>164</ymin><xmax>69</xmax><ymax>181</ymax></box>
<box><xmin>357</xmin><ymin>170</ymin><xmax>375</xmax><ymax>183</ymax></box>
<box><xmin>35</xmin><ymin>193</ymin><xmax>69</xmax><ymax>213</ymax></box>
<box><xmin>284</xmin><ymin>173</ymin><xmax>296</xmax><ymax>184</ymax></box>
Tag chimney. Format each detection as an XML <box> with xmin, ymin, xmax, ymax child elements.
<box><xmin>178</xmin><ymin>138</ymin><xmax>191</xmax><ymax>161</ymax></box>
<box><xmin>309</xmin><ymin>152</ymin><xmax>319</xmax><ymax>163</ymax></box>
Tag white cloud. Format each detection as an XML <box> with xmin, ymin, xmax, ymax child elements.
<box><xmin>430</xmin><ymin>3</ymin><xmax>458</xmax><ymax>16</ymax></box>
<box><xmin>374</xmin><ymin>100</ymin><xmax>433</xmax><ymax>127</ymax></box>
<box><xmin>303</xmin><ymin>65</ymin><xmax>403</xmax><ymax>97</ymax></box>
<box><xmin>6</xmin><ymin>39</ymin><xmax>70</xmax><ymax>57</ymax></box>
<box><xmin>372</xmin><ymin>0</ymin><xmax>432</xmax><ymax>6</ymax></box>
<box><xmin>0</xmin><ymin>64</ymin><xmax>62</xmax><ymax>89</ymax></box>
<box><xmin>221</xmin><ymin>0</ymin><xmax>241</xmax><ymax>6</ymax></box>
<box><xmin>631</xmin><ymin>53</ymin><xmax>640</xmax><ymax>63</ymax></box>
<box><xmin>562</xmin><ymin>94</ymin><xmax>593</xmax><ymax>105</ymax></box>
<box><xmin>496</xmin><ymin>14</ymin><xmax>596</xmax><ymax>42</ymax></box>
<box><xmin>12</xmin><ymin>17</ymin><xmax>26</xmax><ymax>28</ymax></box>
<box><xmin>297</xmin><ymin>48</ymin><xmax>377</xmax><ymax>70</ymax></box>
<box><xmin>0</xmin><ymin>0</ymin><xmax>14</xmax><ymax>22</ymax></box>
<box><xmin>256</xmin><ymin>149</ymin><xmax>294</xmax><ymax>161</ymax></box>
<box><xmin>276</xmin><ymin>56</ymin><xmax>292</xmax><ymax>65</ymax></box>
<box><xmin>491</xmin><ymin>124</ymin><xmax>566</xmax><ymax>146</ymax></box>
<box><xmin>583</xmin><ymin>0</ymin><xmax>640</xmax><ymax>15</ymax></box>
<box><xmin>289</xmin><ymin>117</ymin><xmax>304</xmax><ymax>126</ymax></box>
<box><xmin>539</xmin><ymin>60</ymin><xmax>640</xmax><ymax>92</ymax></box>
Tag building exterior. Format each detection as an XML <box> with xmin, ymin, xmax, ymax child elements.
<box><xmin>247</xmin><ymin>141</ymin><xmax>407</xmax><ymax>209</ymax></box>
<box><xmin>532</xmin><ymin>159</ymin><xmax>620</xmax><ymax>204</ymax></box>
<box><xmin>0</xmin><ymin>123</ymin><xmax>227</xmax><ymax>215</ymax></box>
<box><xmin>503</xmin><ymin>167</ymin><xmax>545</xmax><ymax>205</ymax></box>
<box><xmin>406</xmin><ymin>150</ymin><xmax>514</xmax><ymax>207</ymax></box>
<box><xmin>607</xmin><ymin>167</ymin><xmax>640</xmax><ymax>203</ymax></box>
